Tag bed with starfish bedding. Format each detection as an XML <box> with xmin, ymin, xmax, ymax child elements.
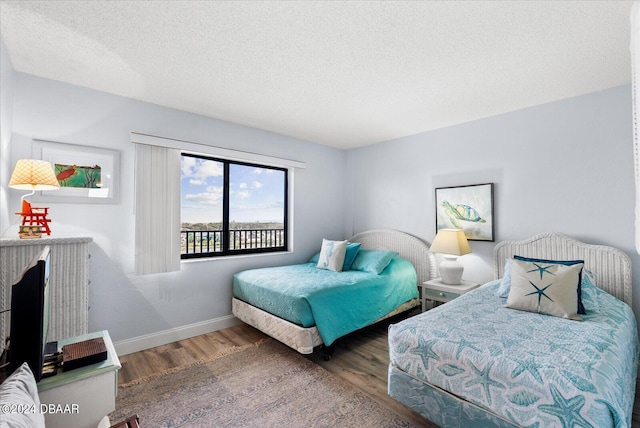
<box><xmin>232</xmin><ymin>229</ymin><xmax>436</xmax><ymax>354</ymax></box>
<box><xmin>387</xmin><ymin>233</ymin><xmax>638</xmax><ymax>427</ymax></box>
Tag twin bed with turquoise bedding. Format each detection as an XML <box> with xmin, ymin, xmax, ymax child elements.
<box><xmin>232</xmin><ymin>229</ymin><xmax>436</xmax><ymax>354</ymax></box>
<box><xmin>388</xmin><ymin>233</ymin><xmax>639</xmax><ymax>427</ymax></box>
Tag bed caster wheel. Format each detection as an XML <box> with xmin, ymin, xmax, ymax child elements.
<box><xmin>321</xmin><ymin>345</ymin><xmax>335</xmax><ymax>361</ymax></box>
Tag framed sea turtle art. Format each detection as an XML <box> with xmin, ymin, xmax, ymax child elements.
<box><xmin>31</xmin><ymin>139</ymin><xmax>120</xmax><ymax>204</ymax></box>
<box><xmin>435</xmin><ymin>183</ymin><xmax>494</xmax><ymax>241</ymax></box>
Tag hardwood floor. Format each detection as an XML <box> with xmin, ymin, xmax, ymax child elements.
<box><xmin>117</xmin><ymin>324</ymin><xmax>267</xmax><ymax>385</ymax></box>
<box><xmin>119</xmin><ymin>319</ymin><xmax>640</xmax><ymax>427</ymax></box>
<box><xmin>304</xmin><ymin>316</ymin><xmax>433</xmax><ymax>427</ymax></box>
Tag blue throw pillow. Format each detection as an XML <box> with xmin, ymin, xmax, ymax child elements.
<box><xmin>580</xmin><ymin>270</ymin><xmax>601</xmax><ymax>312</ymax></box>
<box><xmin>349</xmin><ymin>249</ymin><xmax>399</xmax><ymax>274</ymax></box>
<box><xmin>343</xmin><ymin>242</ymin><xmax>362</xmax><ymax>270</ymax></box>
<box><xmin>496</xmin><ymin>258</ymin><xmax>512</xmax><ymax>298</ymax></box>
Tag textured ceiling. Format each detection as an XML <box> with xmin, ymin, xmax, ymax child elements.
<box><xmin>0</xmin><ymin>1</ymin><xmax>633</xmax><ymax>149</ymax></box>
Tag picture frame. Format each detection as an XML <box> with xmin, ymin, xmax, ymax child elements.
<box><xmin>435</xmin><ymin>183</ymin><xmax>494</xmax><ymax>241</ymax></box>
<box><xmin>32</xmin><ymin>140</ymin><xmax>120</xmax><ymax>204</ymax></box>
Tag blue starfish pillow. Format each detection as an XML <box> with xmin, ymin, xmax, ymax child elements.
<box><xmin>505</xmin><ymin>258</ymin><xmax>584</xmax><ymax>320</ymax></box>
<box><xmin>498</xmin><ymin>256</ymin><xmax>587</xmax><ymax>315</ymax></box>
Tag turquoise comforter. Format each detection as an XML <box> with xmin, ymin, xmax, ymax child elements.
<box><xmin>388</xmin><ymin>280</ymin><xmax>639</xmax><ymax>427</ymax></box>
<box><xmin>233</xmin><ymin>257</ymin><xmax>418</xmax><ymax>345</ymax></box>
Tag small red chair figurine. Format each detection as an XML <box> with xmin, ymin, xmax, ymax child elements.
<box><xmin>16</xmin><ymin>200</ymin><xmax>52</xmax><ymax>235</ymax></box>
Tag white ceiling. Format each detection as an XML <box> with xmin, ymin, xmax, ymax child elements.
<box><xmin>0</xmin><ymin>1</ymin><xmax>633</xmax><ymax>150</ymax></box>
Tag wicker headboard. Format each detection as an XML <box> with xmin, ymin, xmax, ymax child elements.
<box><xmin>494</xmin><ymin>232</ymin><xmax>632</xmax><ymax>306</ymax></box>
<box><xmin>350</xmin><ymin>229</ymin><xmax>437</xmax><ymax>285</ymax></box>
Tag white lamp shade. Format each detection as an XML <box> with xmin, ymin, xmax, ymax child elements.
<box><xmin>9</xmin><ymin>159</ymin><xmax>60</xmax><ymax>190</ymax></box>
<box><xmin>431</xmin><ymin>229</ymin><xmax>471</xmax><ymax>285</ymax></box>
<box><xmin>430</xmin><ymin>229</ymin><xmax>471</xmax><ymax>256</ymax></box>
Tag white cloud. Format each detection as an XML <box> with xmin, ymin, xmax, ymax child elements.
<box><xmin>197</xmin><ymin>160</ymin><xmax>223</xmax><ymax>178</ymax></box>
<box><xmin>182</xmin><ymin>156</ymin><xmax>196</xmax><ymax>176</ymax></box>
<box><xmin>252</xmin><ymin>181</ymin><xmax>263</xmax><ymax>189</ymax></box>
<box><xmin>182</xmin><ymin>157</ymin><xmax>223</xmax><ymax>184</ymax></box>
<box><xmin>185</xmin><ymin>185</ymin><xmax>223</xmax><ymax>205</ymax></box>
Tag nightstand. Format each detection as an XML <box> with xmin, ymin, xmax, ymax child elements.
<box><xmin>37</xmin><ymin>330</ymin><xmax>120</xmax><ymax>428</ymax></box>
<box><xmin>420</xmin><ymin>278</ymin><xmax>480</xmax><ymax>312</ymax></box>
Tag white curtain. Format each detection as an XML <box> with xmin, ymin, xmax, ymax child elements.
<box><xmin>633</xmin><ymin>2</ymin><xmax>640</xmax><ymax>254</ymax></box>
<box><xmin>134</xmin><ymin>143</ymin><xmax>181</xmax><ymax>275</ymax></box>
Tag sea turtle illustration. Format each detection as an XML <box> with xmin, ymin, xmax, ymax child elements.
<box><xmin>441</xmin><ymin>201</ymin><xmax>486</xmax><ymax>228</ymax></box>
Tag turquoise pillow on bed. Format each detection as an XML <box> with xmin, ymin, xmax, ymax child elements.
<box><xmin>309</xmin><ymin>242</ymin><xmax>361</xmax><ymax>271</ymax></box>
<box><xmin>349</xmin><ymin>249</ymin><xmax>399</xmax><ymax>274</ymax></box>
<box><xmin>343</xmin><ymin>242</ymin><xmax>361</xmax><ymax>270</ymax></box>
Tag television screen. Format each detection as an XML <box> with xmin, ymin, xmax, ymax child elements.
<box><xmin>8</xmin><ymin>246</ymin><xmax>51</xmax><ymax>381</ymax></box>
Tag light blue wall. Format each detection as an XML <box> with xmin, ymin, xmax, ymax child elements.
<box><xmin>346</xmin><ymin>85</ymin><xmax>639</xmax><ymax>320</ymax></box>
<box><xmin>0</xmin><ymin>40</ymin><xmax>14</xmax><ymax>234</ymax></box>
<box><xmin>4</xmin><ymin>72</ymin><xmax>347</xmax><ymax>343</ymax></box>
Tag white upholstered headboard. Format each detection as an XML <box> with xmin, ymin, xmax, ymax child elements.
<box><xmin>494</xmin><ymin>232</ymin><xmax>632</xmax><ymax>306</ymax></box>
<box><xmin>350</xmin><ymin>229</ymin><xmax>437</xmax><ymax>285</ymax></box>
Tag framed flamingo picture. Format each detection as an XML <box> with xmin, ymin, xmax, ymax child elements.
<box><xmin>435</xmin><ymin>183</ymin><xmax>494</xmax><ymax>241</ymax></box>
<box><xmin>32</xmin><ymin>140</ymin><xmax>120</xmax><ymax>204</ymax></box>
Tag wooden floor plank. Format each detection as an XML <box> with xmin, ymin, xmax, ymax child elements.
<box><xmin>118</xmin><ymin>351</ymin><xmax>155</xmax><ymax>385</ymax></box>
<box><xmin>164</xmin><ymin>347</ymin><xmax>197</xmax><ymax>368</ymax></box>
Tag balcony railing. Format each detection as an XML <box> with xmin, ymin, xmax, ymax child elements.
<box><xmin>181</xmin><ymin>228</ymin><xmax>285</xmax><ymax>255</ymax></box>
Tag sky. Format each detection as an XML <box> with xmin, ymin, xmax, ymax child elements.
<box><xmin>180</xmin><ymin>155</ymin><xmax>285</xmax><ymax>224</ymax></box>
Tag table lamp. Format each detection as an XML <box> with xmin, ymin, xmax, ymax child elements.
<box><xmin>430</xmin><ymin>228</ymin><xmax>471</xmax><ymax>285</ymax></box>
<box><xmin>9</xmin><ymin>159</ymin><xmax>60</xmax><ymax>211</ymax></box>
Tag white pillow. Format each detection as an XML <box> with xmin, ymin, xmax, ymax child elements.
<box><xmin>316</xmin><ymin>239</ymin><xmax>348</xmax><ymax>272</ymax></box>
<box><xmin>505</xmin><ymin>258</ymin><xmax>583</xmax><ymax>320</ymax></box>
<box><xmin>0</xmin><ymin>363</ymin><xmax>46</xmax><ymax>428</ymax></box>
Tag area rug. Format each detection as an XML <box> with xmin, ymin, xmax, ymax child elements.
<box><xmin>110</xmin><ymin>338</ymin><xmax>418</xmax><ymax>427</ymax></box>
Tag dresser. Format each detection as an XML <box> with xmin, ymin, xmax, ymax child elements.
<box><xmin>0</xmin><ymin>235</ymin><xmax>93</xmax><ymax>347</ymax></box>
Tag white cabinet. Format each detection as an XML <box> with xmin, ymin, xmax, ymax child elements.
<box><xmin>38</xmin><ymin>330</ymin><xmax>121</xmax><ymax>428</ymax></box>
<box><xmin>420</xmin><ymin>278</ymin><xmax>480</xmax><ymax>311</ymax></box>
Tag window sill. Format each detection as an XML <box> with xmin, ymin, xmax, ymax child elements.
<box><xmin>180</xmin><ymin>250</ymin><xmax>295</xmax><ymax>264</ymax></box>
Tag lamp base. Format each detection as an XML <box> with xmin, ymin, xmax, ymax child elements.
<box><xmin>439</xmin><ymin>255</ymin><xmax>464</xmax><ymax>285</ymax></box>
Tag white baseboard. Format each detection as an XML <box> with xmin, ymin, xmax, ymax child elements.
<box><xmin>113</xmin><ymin>315</ymin><xmax>242</xmax><ymax>356</ymax></box>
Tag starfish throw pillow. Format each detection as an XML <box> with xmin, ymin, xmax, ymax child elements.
<box><xmin>505</xmin><ymin>258</ymin><xmax>584</xmax><ymax>320</ymax></box>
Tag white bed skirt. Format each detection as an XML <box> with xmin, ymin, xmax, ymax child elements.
<box><xmin>233</xmin><ymin>297</ymin><xmax>420</xmax><ymax>354</ymax></box>
<box><xmin>232</xmin><ymin>298</ymin><xmax>322</xmax><ymax>354</ymax></box>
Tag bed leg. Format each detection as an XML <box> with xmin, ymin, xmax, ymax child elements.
<box><xmin>321</xmin><ymin>345</ymin><xmax>335</xmax><ymax>361</ymax></box>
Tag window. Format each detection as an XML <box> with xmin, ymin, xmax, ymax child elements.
<box><xmin>180</xmin><ymin>153</ymin><xmax>288</xmax><ymax>258</ymax></box>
